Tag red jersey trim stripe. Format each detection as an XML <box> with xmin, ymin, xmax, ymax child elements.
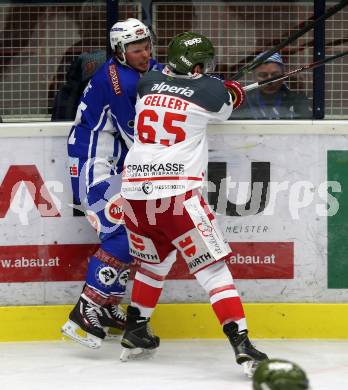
<box><xmin>209</xmin><ymin>284</ymin><xmax>235</xmax><ymax>297</ymax></box>
<box><xmin>124</xmin><ymin>176</ymin><xmax>203</xmax><ymax>182</ymax></box>
<box><xmin>138</xmin><ymin>267</ymin><xmax>166</xmax><ymax>282</ymax></box>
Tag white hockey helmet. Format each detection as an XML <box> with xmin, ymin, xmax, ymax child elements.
<box><xmin>110</xmin><ymin>18</ymin><xmax>152</xmax><ymax>65</ymax></box>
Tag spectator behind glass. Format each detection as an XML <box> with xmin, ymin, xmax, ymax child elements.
<box><xmin>230</xmin><ymin>52</ymin><xmax>312</xmax><ymax>119</ymax></box>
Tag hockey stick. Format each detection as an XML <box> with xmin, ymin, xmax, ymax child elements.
<box><xmin>233</xmin><ymin>0</ymin><xmax>348</xmax><ymax>80</ymax></box>
<box><xmin>243</xmin><ymin>50</ymin><xmax>348</xmax><ymax>92</ymax></box>
<box><xmin>228</xmin><ymin>35</ymin><xmax>348</xmax><ymax>75</ymax></box>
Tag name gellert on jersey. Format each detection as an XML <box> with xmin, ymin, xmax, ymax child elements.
<box><xmin>144</xmin><ymin>94</ymin><xmax>189</xmax><ymax>111</ymax></box>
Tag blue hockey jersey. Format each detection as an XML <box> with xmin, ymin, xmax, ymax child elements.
<box><xmin>67</xmin><ymin>57</ymin><xmax>162</xmax><ymax>188</ymax></box>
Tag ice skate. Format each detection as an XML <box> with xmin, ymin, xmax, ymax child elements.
<box><xmin>120</xmin><ymin>306</ymin><xmax>160</xmax><ymax>362</ymax></box>
<box><xmin>61</xmin><ymin>296</ymin><xmax>106</xmax><ymax>349</ymax></box>
<box><xmin>223</xmin><ymin>322</ymin><xmax>268</xmax><ymax>378</ymax></box>
<box><xmin>100</xmin><ymin>304</ymin><xmax>126</xmax><ymax>339</ymax></box>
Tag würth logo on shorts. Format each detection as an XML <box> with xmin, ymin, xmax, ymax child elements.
<box><xmin>173</xmin><ymin>228</ymin><xmax>217</xmax><ymax>273</ymax></box>
<box><xmin>187</xmin><ymin>252</ymin><xmax>213</xmax><ymax>271</ymax></box>
<box><xmin>178</xmin><ymin>235</ymin><xmax>196</xmax><ymax>257</ymax></box>
<box><xmin>130</xmin><ymin>233</ymin><xmax>145</xmax><ymax>251</ymax></box>
<box><xmin>128</xmin><ymin>232</ymin><xmax>161</xmax><ymax>263</ymax></box>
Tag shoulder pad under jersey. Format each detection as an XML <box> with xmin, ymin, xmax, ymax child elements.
<box><xmin>138</xmin><ymin>71</ymin><xmax>230</xmax><ymax>112</ymax></box>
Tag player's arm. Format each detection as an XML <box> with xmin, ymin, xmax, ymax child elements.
<box><xmin>77</xmin><ymin>76</ymin><xmax>112</xmax><ymax>131</ymax></box>
<box><xmin>68</xmin><ymin>73</ymin><xmax>118</xmax><ymax>178</ymax></box>
<box><xmin>224</xmin><ymin>80</ymin><xmax>245</xmax><ymax>110</ymax></box>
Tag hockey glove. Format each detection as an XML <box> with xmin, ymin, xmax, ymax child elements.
<box><xmin>224</xmin><ymin>80</ymin><xmax>245</xmax><ymax>110</ymax></box>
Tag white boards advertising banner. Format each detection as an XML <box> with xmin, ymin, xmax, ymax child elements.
<box><xmin>0</xmin><ymin>123</ymin><xmax>347</xmax><ymax>304</ymax></box>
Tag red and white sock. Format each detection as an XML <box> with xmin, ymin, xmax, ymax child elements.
<box><xmin>131</xmin><ymin>250</ymin><xmax>176</xmax><ymax>318</ymax></box>
<box><xmin>195</xmin><ymin>261</ymin><xmax>247</xmax><ymax>332</ymax></box>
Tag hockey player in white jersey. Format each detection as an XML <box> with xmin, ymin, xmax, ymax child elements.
<box><xmin>120</xmin><ymin>32</ymin><xmax>268</xmax><ymax>377</ymax></box>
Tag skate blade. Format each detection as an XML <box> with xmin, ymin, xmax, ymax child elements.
<box><xmin>61</xmin><ymin>320</ymin><xmax>102</xmax><ymax>349</ymax></box>
<box><xmin>241</xmin><ymin>360</ymin><xmax>257</xmax><ymax>378</ymax></box>
<box><xmin>120</xmin><ymin>347</ymin><xmax>157</xmax><ymax>362</ymax></box>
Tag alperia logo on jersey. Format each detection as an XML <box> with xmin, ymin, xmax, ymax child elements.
<box><xmin>183</xmin><ymin>37</ymin><xmax>202</xmax><ymax>46</ymax></box>
<box><xmin>151</xmin><ymin>82</ymin><xmax>194</xmax><ymax>97</ymax></box>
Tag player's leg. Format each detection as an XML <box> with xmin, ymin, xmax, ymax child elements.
<box><xmin>62</xmin><ymin>173</ymin><xmax>132</xmax><ymax>348</ymax></box>
<box><xmin>130</xmin><ymin>247</ymin><xmax>176</xmax><ymax>318</ymax></box>
<box><xmin>120</xmin><ymin>255</ymin><xmax>176</xmax><ymax>361</ymax></box>
<box><xmin>120</xmin><ymin>192</ymin><xmax>208</xmax><ymax>360</ymax></box>
<box><xmin>85</xmin><ymin>228</ymin><xmax>131</xmax><ymax>331</ymax></box>
<box><xmin>194</xmin><ymin>261</ymin><xmax>268</xmax><ymax>377</ymax></box>
<box><xmin>173</xmin><ymin>192</ymin><xmax>268</xmax><ymax>376</ymax></box>
<box><xmin>120</xmin><ymin>198</ymin><xmax>176</xmax><ymax>361</ymax></box>
<box><xmin>62</xmin><ymin>158</ymin><xmax>105</xmax><ymax>348</ymax></box>
<box><xmin>62</xmin><ymin>229</ymin><xmax>132</xmax><ymax>348</ymax></box>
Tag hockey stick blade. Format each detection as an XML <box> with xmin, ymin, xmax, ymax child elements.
<box><xmin>244</xmin><ymin>50</ymin><xmax>348</xmax><ymax>92</ymax></box>
<box><xmin>233</xmin><ymin>0</ymin><xmax>348</xmax><ymax>80</ymax></box>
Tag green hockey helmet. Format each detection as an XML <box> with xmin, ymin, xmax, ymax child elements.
<box><xmin>253</xmin><ymin>359</ymin><xmax>310</xmax><ymax>390</ymax></box>
<box><xmin>167</xmin><ymin>32</ymin><xmax>215</xmax><ymax>75</ymax></box>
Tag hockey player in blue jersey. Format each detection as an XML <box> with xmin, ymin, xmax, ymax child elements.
<box><xmin>61</xmin><ymin>18</ymin><xmax>162</xmax><ymax>348</ymax></box>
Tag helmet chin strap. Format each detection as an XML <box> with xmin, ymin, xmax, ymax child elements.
<box><xmin>114</xmin><ymin>44</ymin><xmax>127</xmax><ymax>66</ymax></box>
<box><xmin>116</xmin><ymin>53</ymin><xmax>127</xmax><ymax>66</ymax></box>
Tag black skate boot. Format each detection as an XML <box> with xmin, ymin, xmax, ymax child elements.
<box><xmin>100</xmin><ymin>304</ymin><xmax>126</xmax><ymax>338</ymax></box>
<box><xmin>223</xmin><ymin>322</ymin><xmax>268</xmax><ymax>378</ymax></box>
<box><xmin>100</xmin><ymin>304</ymin><xmax>126</xmax><ymax>329</ymax></box>
<box><xmin>120</xmin><ymin>306</ymin><xmax>160</xmax><ymax>361</ymax></box>
<box><xmin>61</xmin><ymin>295</ymin><xmax>106</xmax><ymax>349</ymax></box>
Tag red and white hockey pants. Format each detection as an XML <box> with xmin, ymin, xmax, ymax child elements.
<box><xmin>123</xmin><ymin>191</ymin><xmax>247</xmax><ymax>331</ymax></box>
